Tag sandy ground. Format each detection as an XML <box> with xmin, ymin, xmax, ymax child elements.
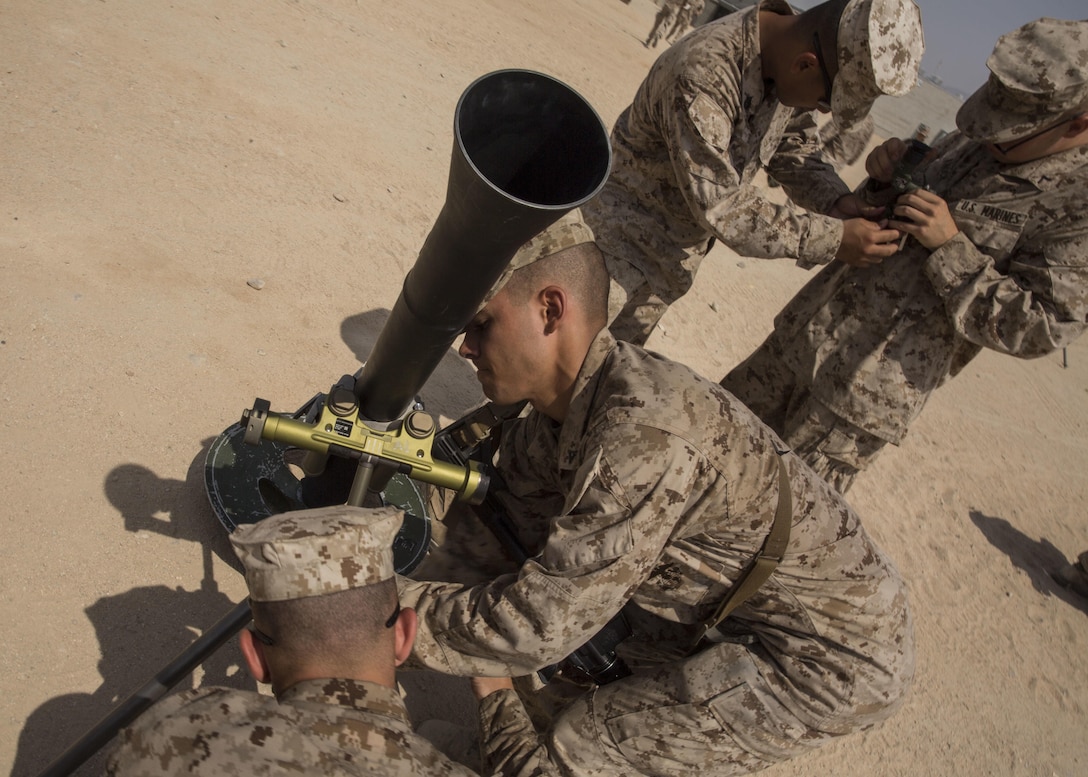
<box><xmin>3</xmin><ymin>1</ymin><xmax>1087</xmax><ymax>775</ymax></box>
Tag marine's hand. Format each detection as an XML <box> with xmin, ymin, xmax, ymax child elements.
<box><xmin>828</xmin><ymin>193</ymin><xmax>885</xmax><ymax>221</ymax></box>
<box><xmin>835</xmin><ymin>217</ymin><xmax>902</xmax><ymax>267</ymax></box>
<box><xmin>865</xmin><ymin>137</ymin><xmax>908</xmax><ymax>183</ymax></box>
<box><xmin>471</xmin><ymin>676</ymin><xmax>514</xmax><ymax>701</ymax></box>
<box><xmin>890</xmin><ymin>189</ymin><xmax>959</xmax><ymax>250</ymax></box>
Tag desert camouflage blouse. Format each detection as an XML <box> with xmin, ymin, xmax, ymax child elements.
<box><xmin>402</xmin><ymin>333</ymin><xmax>913</xmax><ymax>732</ymax></box>
<box><xmin>773</xmin><ymin>138</ymin><xmax>1088</xmax><ymax>443</ymax></box>
<box><xmin>107</xmin><ymin>678</ymin><xmax>479</xmax><ymax>776</ymax></box>
<box><xmin>583</xmin><ymin>0</ymin><xmax>849</xmax><ymax>304</ymax></box>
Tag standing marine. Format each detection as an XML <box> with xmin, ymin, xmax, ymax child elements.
<box><xmin>721</xmin><ymin>17</ymin><xmax>1088</xmax><ymax>491</ymax></box>
<box><xmin>587</xmin><ymin>0</ymin><xmax>924</xmax><ymax>344</ymax></box>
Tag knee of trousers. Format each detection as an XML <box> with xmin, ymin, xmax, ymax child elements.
<box><xmin>545</xmin><ymin>646</ymin><xmax>825</xmax><ymax>776</ymax></box>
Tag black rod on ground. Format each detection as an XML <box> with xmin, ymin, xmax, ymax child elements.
<box><xmin>35</xmin><ymin>599</ymin><xmax>252</xmax><ymax>777</ymax></box>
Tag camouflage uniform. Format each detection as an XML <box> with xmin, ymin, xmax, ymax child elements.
<box><xmin>107</xmin><ymin>506</ymin><xmax>483</xmax><ymax>777</ymax></box>
<box><xmin>665</xmin><ymin>0</ymin><xmax>705</xmax><ymax>45</ymax></box>
<box><xmin>586</xmin><ymin>0</ymin><xmax>923</xmax><ymax>344</ymax></box>
<box><xmin>646</xmin><ymin>0</ymin><xmax>685</xmax><ymax>49</ymax></box>
<box><xmin>820</xmin><ymin>114</ymin><xmax>875</xmax><ymax>168</ymax></box>
<box><xmin>722</xmin><ymin>19</ymin><xmax>1088</xmax><ymax>492</ymax></box>
<box><xmin>106</xmin><ymin>680</ymin><xmax>477</xmax><ymax>777</ymax></box>
<box><xmin>401</xmin><ymin>332</ymin><xmax>914</xmax><ymax>776</ymax></box>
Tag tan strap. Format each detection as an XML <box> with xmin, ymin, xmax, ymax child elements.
<box><xmin>694</xmin><ymin>452</ymin><xmax>793</xmax><ymax>646</ymax></box>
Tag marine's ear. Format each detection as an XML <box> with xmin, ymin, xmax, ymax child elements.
<box><xmin>239</xmin><ymin>628</ymin><xmax>272</xmax><ymax>684</ymax></box>
<box><xmin>792</xmin><ymin>50</ymin><xmax>819</xmax><ymax>75</ymax></box>
<box><xmin>392</xmin><ymin>607</ymin><xmax>418</xmax><ymax>667</ymax></box>
<box><xmin>541</xmin><ymin>286</ymin><xmax>568</xmax><ymax>334</ymax></box>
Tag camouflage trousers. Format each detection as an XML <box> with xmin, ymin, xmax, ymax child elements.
<box><xmin>606</xmin><ymin>255</ymin><xmax>670</xmax><ymax>347</ymax></box>
<box><xmin>513</xmin><ymin>640</ymin><xmax>830</xmax><ymax>777</ymax></box>
<box><xmin>720</xmin><ymin>331</ymin><xmax>888</xmax><ymax>494</ymax></box>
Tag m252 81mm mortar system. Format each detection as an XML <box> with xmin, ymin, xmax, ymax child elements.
<box><xmin>205</xmin><ymin>68</ymin><xmax>612</xmax><ymax>569</ymax></box>
<box><xmin>37</xmin><ymin>69</ymin><xmax>610</xmax><ymax>777</ymax></box>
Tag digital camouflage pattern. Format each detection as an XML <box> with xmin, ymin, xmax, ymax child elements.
<box><xmin>957</xmin><ymin>19</ymin><xmax>1088</xmax><ymax>144</ymax></box>
<box><xmin>106</xmin><ymin>679</ymin><xmax>480</xmax><ymax>777</ymax></box>
<box><xmin>400</xmin><ymin>331</ymin><xmax>914</xmax><ymax>776</ymax></box>
<box><xmin>106</xmin><ymin>506</ymin><xmax>470</xmax><ymax>775</ymax></box>
<box><xmin>482</xmin><ymin>211</ymin><xmax>596</xmax><ymax>310</ymax></box>
<box><xmin>231</xmin><ymin>505</ymin><xmax>404</xmax><ymax>602</ymax></box>
<box><xmin>645</xmin><ymin>0</ymin><xmax>685</xmax><ymax>49</ymax></box>
<box><xmin>585</xmin><ymin>0</ymin><xmax>845</xmax><ymax>314</ymax></box>
<box><xmin>832</xmin><ymin>0</ymin><xmax>923</xmax><ymax>130</ymax></box>
<box><xmin>723</xmin><ymin>19</ymin><xmax>1088</xmax><ymax>488</ymax></box>
<box><xmin>723</xmin><ymin>133</ymin><xmax>1088</xmax><ymax>469</ymax></box>
<box><xmin>584</xmin><ymin>0</ymin><xmax>921</xmax><ymax>344</ymax></box>
<box><xmin>820</xmin><ymin>114</ymin><xmax>876</xmax><ymax>168</ymax></box>
<box><xmin>664</xmin><ymin>0</ymin><xmax>706</xmax><ymax>46</ymax></box>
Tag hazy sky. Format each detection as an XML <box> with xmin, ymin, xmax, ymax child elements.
<box><xmin>793</xmin><ymin>0</ymin><xmax>1087</xmax><ymax>97</ymax></box>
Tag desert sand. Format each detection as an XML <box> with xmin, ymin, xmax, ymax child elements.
<box><xmin>2</xmin><ymin>1</ymin><xmax>1086</xmax><ymax>775</ymax></box>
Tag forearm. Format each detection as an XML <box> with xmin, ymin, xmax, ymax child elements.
<box><xmin>768</xmin><ymin>112</ymin><xmax>851</xmax><ymax>213</ymax></box>
<box><xmin>399</xmin><ymin>555</ymin><xmax>639</xmax><ymax>677</ymax></box>
<box><xmin>398</xmin><ymin>574</ymin><xmax>567</xmax><ymax>676</ymax></box>
<box><xmin>924</xmin><ymin>234</ymin><xmax>1088</xmax><ymax>356</ymax></box>
<box><xmin>671</xmin><ymin>93</ymin><xmax>841</xmax><ymax>265</ymax></box>
<box><xmin>478</xmin><ymin>688</ymin><xmax>559</xmax><ymax>777</ymax></box>
<box><xmin>777</xmin><ymin>171</ymin><xmax>851</xmax><ymax>215</ymax></box>
<box><xmin>700</xmin><ymin>182</ymin><xmax>844</xmax><ymax>266</ymax></box>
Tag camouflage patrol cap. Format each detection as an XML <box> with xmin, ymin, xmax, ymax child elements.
<box><xmin>479</xmin><ymin>208</ymin><xmax>596</xmax><ymax>307</ymax></box>
<box><xmin>230</xmin><ymin>505</ymin><xmax>403</xmax><ymax>602</ymax></box>
<box><xmin>956</xmin><ymin>18</ymin><xmax>1088</xmax><ymax>144</ymax></box>
<box><xmin>833</xmin><ymin>0</ymin><xmax>924</xmax><ymax>130</ymax></box>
